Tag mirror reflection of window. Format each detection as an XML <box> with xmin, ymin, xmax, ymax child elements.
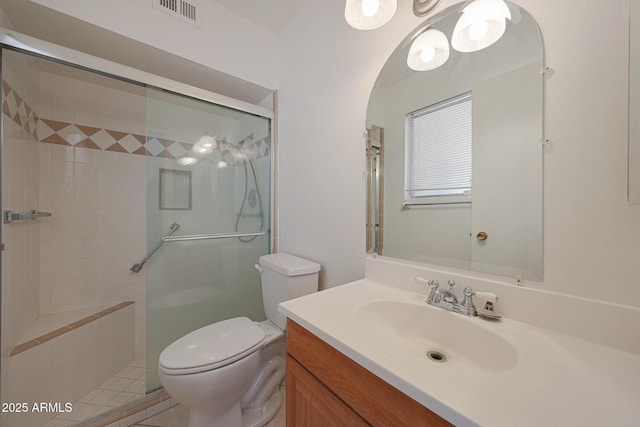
<box><xmin>405</xmin><ymin>92</ymin><xmax>472</xmax><ymax>206</ymax></box>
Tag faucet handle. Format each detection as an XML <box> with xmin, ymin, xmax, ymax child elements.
<box><xmin>415</xmin><ymin>276</ymin><xmax>439</xmax><ymax>289</ymax></box>
<box><xmin>460</xmin><ymin>287</ymin><xmax>477</xmax><ymax>315</ymax></box>
<box><xmin>426</xmin><ymin>279</ymin><xmax>440</xmax><ymax>302</ymax></box>
<box><xmin>447</xmin><ymin>279</ymin><xmax>456</xmax><ymax>291</ymax></box>
<box><xmin>415</xmin><ymin>277</ymin><xmax>439</xmax><ymax>302</ymax></box>
<box><xmin>461</xmin><ymin>287</ymin><xmax>475</xmax><ymax>308</ymax></box>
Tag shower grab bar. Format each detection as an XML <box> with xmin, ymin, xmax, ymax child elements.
<box><xmin>4</xmin><ymin>209</ymin><xmax>52</xmax><ymax>224</ymax></box>
<box><xmin>130</xmin><ymin>222</ymin><xmax>180</xmax><ymax>273</ymax></box>
<box><xmin>162</xmin><ymin>231</ymin><xmax>265</xmax><ymax>242</ymax></box>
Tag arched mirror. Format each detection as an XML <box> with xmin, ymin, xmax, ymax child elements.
<box><xmin>366</xmin><ymin>0</ymin><xmax>544</xmax><ymax>280</ymax></box>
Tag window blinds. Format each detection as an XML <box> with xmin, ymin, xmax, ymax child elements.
<box><xmin>405</xmin><ymin>92</ymin><xmax>472</xmax><ymax>202</ymax></box>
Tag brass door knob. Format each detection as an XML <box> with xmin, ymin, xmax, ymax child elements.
<box><xmin>476</xmin><ymin>231</ymin><xmax>488</xmax><ymax>241</ymax></box>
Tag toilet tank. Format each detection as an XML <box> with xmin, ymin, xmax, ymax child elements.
<box><xmin>258</xmin><ymin>253</ymin><xmax>320</xmax><ymax>330</ymax></box>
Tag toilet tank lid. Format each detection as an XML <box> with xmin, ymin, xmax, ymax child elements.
<box><xmin>259</xmin><ymin>253</ymin><xmax>320</xmax><ymax>276</ymax></box>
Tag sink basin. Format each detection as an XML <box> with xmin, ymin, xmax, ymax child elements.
<box><xmin>355</xmin><ymin>300</ymin><xmax>518</xmax><ymax>372</ymax></box>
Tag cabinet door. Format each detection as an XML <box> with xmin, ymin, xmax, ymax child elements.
<box><xmin>287</xmin><ymin>355</ymin><xmax>369</xmax><ymax>427</ymax></box>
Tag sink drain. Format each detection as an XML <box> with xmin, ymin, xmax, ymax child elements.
<box><xmin>426</xmin><ymin>350</ymin><xmax>447</xmax><ymax>363</ymax></box>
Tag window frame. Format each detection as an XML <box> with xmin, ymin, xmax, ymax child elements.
<box><xmin>404</xmin><ymin>92</ymin><xmax>473</xmax><ymax>206</ymax></box>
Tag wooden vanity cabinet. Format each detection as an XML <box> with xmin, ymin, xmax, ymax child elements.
<box><xmin>286</xmin><ymin>319</ymin><xmax>452</xmax><ymax>427</ymax></box>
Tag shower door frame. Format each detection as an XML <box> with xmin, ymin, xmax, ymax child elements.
<box><xmin>0</xmin><ymin>27</ymin><xmax>274</xmax><ymax>425</ymax></box>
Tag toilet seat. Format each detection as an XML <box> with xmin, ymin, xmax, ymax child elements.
<box><xmin>159</xmin><ymin>317</ymin><xmax>266</xmax><ymax>375</ymax></box>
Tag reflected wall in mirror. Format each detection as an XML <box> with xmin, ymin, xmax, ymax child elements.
<box><xmin>630</xmin><ymin>0</ymin><xmax>640</xmax><ymax>203</ymax></box>
<box><xmin>366</xmin><ymin>1</ymin><xmax>543</xmax><ymax>280</ymax></box>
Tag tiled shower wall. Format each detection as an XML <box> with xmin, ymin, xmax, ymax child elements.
<box><xmin>1</xmin><ymin>52</ymin><xmax>41</xmax><ymax>427</ymax></box>
<box><xmin>2</xmin><ymin>51</ymin><xmax>149</xmax><ymax>360</ymax></box>
<box><xmin>2</xmin><ymin>112</ymin><xmax>40</xmax><ymax>344</ymax></box>
<box><xmin>3</xmin><ymin>52</ymin><xmax>272</xmax><ymax>361</ymax></box>
<box><xmin>38</xmin><ymin>143</ymin><xmax>147</xmax><ymax>355</ymax></box>
<box><xmin>35</xmin><ymin>69</ymin><xmax>147</xmax><ymax>355</ymax></box>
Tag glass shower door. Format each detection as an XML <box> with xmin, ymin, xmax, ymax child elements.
<box><xmin>144</xmin><ymin>87</ymin><xmax>271</xmax><ymax>391</ymax></box>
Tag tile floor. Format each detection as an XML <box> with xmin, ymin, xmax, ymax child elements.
<box><xmin>37</xmin><ymin>359</ymin><xmax>285</xmax><ymax>427</ymax></box>
<box><xmin>42</xmin><ymin>359</ymin><xmax>147</xmax><ymax>426</ymax></box>
<box><xmin>132</xmin><ymin>385</ymin><xmax>286</xmax><ymax>427</ymax></box>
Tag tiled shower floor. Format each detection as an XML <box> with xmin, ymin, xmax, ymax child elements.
<box><xmin>43</xmin><ymin>358</ymin><xmax>146</xmax><ymax>426</ymax></box>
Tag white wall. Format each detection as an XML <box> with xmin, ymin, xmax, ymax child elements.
<box><xmin>27</xmin><ymin>0</ymin><xmax>279</xmax><ymax>91</ymax></box>
<box><xmin>276</xmin><ymin>1</ymin><xmax>409</xmax><ymax>289</ymax></box>
<box><xmin>277</xmin><ymin>0</ymin><xmax>640</xmax><ymax>307</ymax></box>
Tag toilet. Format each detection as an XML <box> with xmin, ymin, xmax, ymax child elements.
<box><xmin>158</xmin><ymin>253</ymin><xmax>320</xmax><ymax>427</ymax></box>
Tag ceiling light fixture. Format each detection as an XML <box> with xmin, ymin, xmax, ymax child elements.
<box><xmin>345</xmin><ymin>0</ymin><xmax>397</xmax><ymax>30</ymax></box>
<box><xmin>406</xmin><ymin>29</ymin><xmax>450</xmax><ymax>71</ymax></box>
<box><xmin>451</xmin><ymin>0</ymin><xmax>512</xmax><ymax>52</ymax></box>
<box><xmin>345</xmin><ymin>0</ymin><xmax>443</xmax><ymax>30</ymax></box>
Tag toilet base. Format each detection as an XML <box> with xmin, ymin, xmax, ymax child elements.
<box><xmin>186</xmin><ymin>388</ymin><xmax>282</xmax><ymax>427</ymax></box>
<box><xmin>242</xmin><ymin>388</ymin><xmax>282</xmax><ymax>427</ymax></box>
<box><xmin>189</xmin><ymin>401</ymin><xmax>241</xmax><ymax>427</ymax></box>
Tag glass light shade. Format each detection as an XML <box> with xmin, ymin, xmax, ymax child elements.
<box><xmin>177</xmin><ymin>156</ymin><xmax>198</xmax><ymax>166</ymax></box>
<box><xmin>451</xmin><ymin>0</ymin><xmax>511</xmax><ymax>53</ymax></box>
<box><xmin>407</xmin><ymin>29</ymin><xmax>450</xmax><ymax>71</ymax></box>
<box><xmin>345</xmin><ymin>0</ymin><xmax>397</xmax><ymax>30</ymax></box>
<box><xmin>193</xmin><ymin>134</ymin><xmax>217</xmax><ymax>154</ymax></box>
<box><xmin>463</xmin><ymin>0</ymin><xmax>511</xmax><ymax>19</ymax></box>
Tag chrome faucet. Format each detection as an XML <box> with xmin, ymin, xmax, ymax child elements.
<box><xmin>417</xmin><ymin>277</ymin><xmax>500</xmax><ymax>319</ymax></box>
<box><xmin>433</xmin><ymin>279</ymin><xmax>458</xmax><ymax>304</ymax></box>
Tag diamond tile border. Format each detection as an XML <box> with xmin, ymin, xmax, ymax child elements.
<box><xmin>2</xmin><ymin>80</ymin><xmax>269</xmax><ymax>162</ymax></box>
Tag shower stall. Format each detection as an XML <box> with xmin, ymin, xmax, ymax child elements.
<box><xmin>0</xmin><ymin>33</ymin><xmax>272</xmax><ymax>427</ymax></box>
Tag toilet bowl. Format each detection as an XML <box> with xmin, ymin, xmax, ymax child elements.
<box><xmin>158</xmin><ymin>253</ymin><xmax>320</xmax><ymax>427</ymax></box>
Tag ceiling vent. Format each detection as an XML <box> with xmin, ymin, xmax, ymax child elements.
<box><xmin>153</xmin><ymin>0</ymin><xmax>201</xmax><ymax>27</ymax></box>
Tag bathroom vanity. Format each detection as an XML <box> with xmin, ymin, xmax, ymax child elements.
<box><xmin>286</xmin><ymin>319</ymin><xmax>450</xmax><ymax>426</ymax></box>
<box><xmin>279</xmin><ymin>257</ymin><xmax>640</xmax><ymax>427</ymax></box>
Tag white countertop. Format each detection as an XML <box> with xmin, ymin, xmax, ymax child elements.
<box><xmin>279</xmin><ymin>278</ymin><xmax>640</xmax><ymax>427</ymax></box>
